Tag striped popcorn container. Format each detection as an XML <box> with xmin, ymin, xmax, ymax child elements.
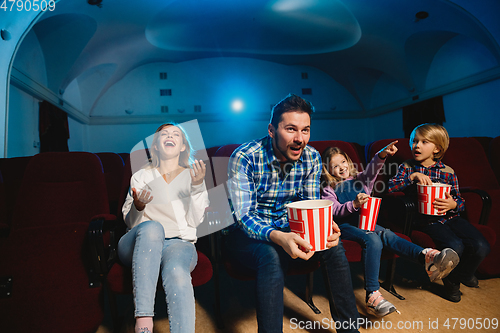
<box><xmin>358</xmin><ymin>197</ymin><xmax>382</xmax><ymax>231</ymax></box>
<box><xmin>417</xmin><ymin>183</ymin><xmax>451</xmax><ymax>215</ymax></box>
<box><xmin>287</xmin><ymin>200</ymin><xmax>333</xmax><ymax>252</ymax></box>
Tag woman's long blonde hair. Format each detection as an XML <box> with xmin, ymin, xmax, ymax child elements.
<box><xmin>320</xmin><ymin>147</ymin><xmax>358</xmax><ymax>189</ymax></box>
<box><xmin>149</xmin><ymin>123</ymin><xmax>192</xmax><ymax>168</ymax></box>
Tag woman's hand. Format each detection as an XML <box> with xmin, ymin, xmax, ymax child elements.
<box><xmin>190</xmin><ymin>159</ymin><xmax>206</xmax><ymax>185</ymax></box>
<box><xmin>378</xmin><ymin>140</ymin><xmax>398</xmax><ymax>159</ymax></box>
<box><xmin>353</xmin><ymin>193</ymin><xmax>370</xmax><ymax>209</ymax></box>
<box><xmin>132</xmin><ymin>188</ymin><xmax>153</xmax><ymax>211</ymax></box>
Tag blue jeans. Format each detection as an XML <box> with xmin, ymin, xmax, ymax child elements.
<box><xmin>117</xmin><ymin>221</ymin><xmax>198</xmax><ymax>333</ymax></box>
<box><xmin>340</xmin><ymin>224</ymin><xmax>423</xmax><ymax>293</ymax></box>
<box><xmin>225</xmin><ymin>227</ymin><xmax>360</xmax><ymax>333</ymax></box>
<box><xmin>417</xmin><ymin>216</ymin><xmax>490</xmax><ymax>283</ymax></box>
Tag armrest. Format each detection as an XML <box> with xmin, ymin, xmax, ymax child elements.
<box><xmin>87</xmin><ymin>214</ymin><xmax>118</xmax><ymax>287</ymax></box>
<box><xmin>379</xmin><ymin>192</ymin><xmax>417</xmax><ymax>237</ymax></box>
<box><xmin>460</xmin><ymin>187</ymin><xmax>492</xmax><ymax>225</ymax></box>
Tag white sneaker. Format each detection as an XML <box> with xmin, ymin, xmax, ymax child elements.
<box><xmin>366</xmin><ymin>290</ymin><xmax>397</xmax><ymax>317</ymax></box>
<box><xmin>424</xmin><ymin>248</ymin><xmax>460</xmax><ymax>282</ymax></box>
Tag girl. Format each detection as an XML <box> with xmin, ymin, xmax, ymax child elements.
<box><xmin>321</xmin><ymin>142</ymin><xmax>459</xmax><ymax>317</ymax></box>
<box><xmin>118</xmin><ymin>123</ymin><xmax>209</xmax><ymax>333</ymax></box>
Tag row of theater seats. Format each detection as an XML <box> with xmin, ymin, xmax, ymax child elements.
<box><xmin>208</xmin><ymin>136</ymin><xmax>500</xmax><ymax>324</ymax></box>
<box><xmin>0</xmin><ymin>151</ymin><xmax>213</xmax><ymax>333</ymax></box>
<box><xmin>0</xmin><ymin>135</ymin><xmax>498</xmax><ymax>331</ymax></box>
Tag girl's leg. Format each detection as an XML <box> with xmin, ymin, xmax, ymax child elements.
<box><xmin>118</xmin><ymin>221</ymin><xmax>165</xmax><ymax>331</ymax></box>
<box><xmin>339</xmin><ymin>224</ymin><xmax>383</xmax><ymax>293</ymax></box>
<box><xmin>160</xmin><ymin>239</ymin><xmax>198</xmax><ymax>333</ymax></box>
<box><xmin>340</xmin><ymin>224</ymin><xmax>397</xmax><ymax>317</ymax></box>
<box><xmin>375</xmin><ymin>225</ymin><xmax>423</xmax><ymax>260</ymax></box>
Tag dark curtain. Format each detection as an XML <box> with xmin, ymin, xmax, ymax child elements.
<box><xmin>402</xmin><ymin>96</ymin><xmax>445</xmax><ymax>138</ymax></box>
<box><xmin>39</xmin><ymin>101</ymin><xmax>70</xmax><ymax>152</ymax></box>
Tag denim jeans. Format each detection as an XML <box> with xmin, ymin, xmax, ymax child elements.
<box><xmin>339</xmin><ymin>224</ymin><xmax>423</xmax><ymax>293</ymax></box>
<box><xmin>416</xmin><ymin>216</ymin><xmax>490</xmax><ymax>283</ymax></box>
<box><xmin>225</xmin><ymin>227</ymin><xmax>360</xmax><ymax>333</ymax></box>
<box><xmin>118</xmin><ymin>220</ymin><xmax>198</xmax><ymax>333</ymax></box>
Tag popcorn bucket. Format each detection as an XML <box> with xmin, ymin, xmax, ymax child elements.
<box><xmin>287</xmin><ymin>200</ymin><xmax>333</xmax><ymax>252</ymax></box>
<box><xmin>417</xmin><ymin>183</ymin><xmax>451</xmax><ymax>216</ymax></box>
<box><xmin>358</xmin><ymin>197</ymin><xmax>381</xmax><ymax>231</ymax></box>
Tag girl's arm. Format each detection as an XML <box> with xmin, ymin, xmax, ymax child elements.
<box><xmin>360</xmin><ymin>140</ymin><xmax>398</xmax><ymax>192</ymax></box>
<box><xmin>321</xmin><ymin>186</ymin><xmax>358</xmax><ymax>218</ymax></box>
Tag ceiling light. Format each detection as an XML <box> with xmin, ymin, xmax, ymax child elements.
<box><xmin>231</xmin><ymin>99</ymin><xmax>243</xmax><ymax>112</ymax></box>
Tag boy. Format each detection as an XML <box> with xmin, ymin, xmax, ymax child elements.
<box><xmin>388</xmin><ymin>123</ymin><xmax>490</xmax><ymax>302</ymax></box>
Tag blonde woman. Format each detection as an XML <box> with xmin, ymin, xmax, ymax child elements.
<box><xmin>118</xmin><ymin>123</ymin><xmax>209</xmax><ymax>333</ymax></box>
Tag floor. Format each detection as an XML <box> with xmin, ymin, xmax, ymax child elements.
<box><xmin>96</xmin><ymin>256</ymin><xmax>500</xmax><ymax>333</ymax></box>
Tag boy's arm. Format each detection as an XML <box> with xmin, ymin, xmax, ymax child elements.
<box><xmin>388</xmin><ymin>163</ymin><xmax>414</xmax><ymax>193</ymax></box>
<box><xmin>447</xmin><ymin>172</ymin><xmax>465</xmax><ymax>212</ymax></box>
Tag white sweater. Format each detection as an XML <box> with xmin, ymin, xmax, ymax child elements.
<box><xmin>122</xmin><ymin>168</ymin><xmax>209</xmax><ymax>242</ymax></box>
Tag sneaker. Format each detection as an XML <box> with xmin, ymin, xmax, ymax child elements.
<box><xmin>366</xmin><ymin>290</ymin><xmax>398</xmax><ymax>317</ymax></box>
<box><xmin>137</xmin><ymin>329</ymin><xmax>152</xmax><ymax>333</ymax></box>
<box><xmin>424</xmin><ymin>248</ymin><xmax>459</xmax><ymax>282</ymax></box>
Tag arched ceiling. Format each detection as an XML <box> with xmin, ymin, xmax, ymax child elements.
<box><xmin>12</xmin><ymin>0</ymin><xmax>500</xmax><ymax>120</ymax></box>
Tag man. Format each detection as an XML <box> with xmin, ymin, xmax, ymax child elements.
<box><xmin>225</xmin><ymin>94</ymin><xmax>360</xmax><ymax>332</ymax></box>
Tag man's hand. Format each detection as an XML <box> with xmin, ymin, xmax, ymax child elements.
<box><xmin>270</xmin><ymin>230</ymin><xmax>315</xmax><ymax>260</ymax></box>
<box><xmin>410</xmin><ymin>172</ymin><xmax>433</xmax><ymax>185</ymax></box>
<box><xmin>433</xmin><ymin>191</ymin><xmax>457</xmax><ymax>214</ymax></box>
<box><xmin>326</xmin><ymin>221</ymin><xmax>341</xmax><ymax>249</ymax></box>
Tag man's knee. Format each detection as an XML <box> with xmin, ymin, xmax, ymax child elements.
<box><xmin>322</xmin><ymin>242</ymin><xmax>348</xmax><ymax>263</ymax></box>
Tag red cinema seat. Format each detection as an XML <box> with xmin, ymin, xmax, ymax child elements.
<box><xmin>0</xmin><ymin>152</ymin><xmax>110</xmax><ymax>333</ymax></box>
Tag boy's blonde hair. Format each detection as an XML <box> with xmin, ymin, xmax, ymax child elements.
<box><xmin>410</xmin><ymin>123</ymin><xmax>449</xmax><ymax>161</ymax></box>
<box><xmin>320</xmin><ymin>147</ymin><xmax>359</xmax><ymax>189</ymax></box>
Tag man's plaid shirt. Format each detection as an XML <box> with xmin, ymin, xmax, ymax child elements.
<box><xmin>388</xmin><ymin>159</ymin><xmax>465</xmax><ymax>223</ymax></box>
<box><xmin>227</xmin><ymin>136</ymin><xmax>322</xmax><ymax>241</ymax></box>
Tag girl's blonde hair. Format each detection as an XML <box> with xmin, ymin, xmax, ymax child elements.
<box><xmin>410</xmin><ymin>123</ymin><xmax>449</xmax><ymax>161</ymax></box>
<box><xmin>149</xmin><ymin>123</ymin><xmax>192</xmax><ymax>168</ymax></box>
<box><xmin>321</xmin><ymin>147</ymin><xmax>358</xmax><ymax>189</ymax></box>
